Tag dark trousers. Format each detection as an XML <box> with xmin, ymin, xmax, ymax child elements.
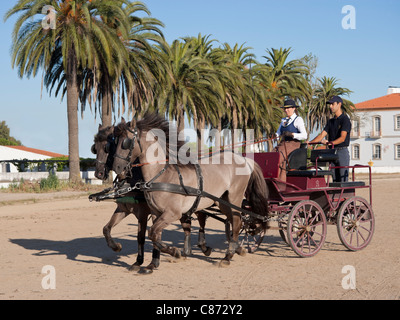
<box><xmin>333</xmin><ymin>148</ymin><xmax>350</xmax><ymax>182</ymax></box>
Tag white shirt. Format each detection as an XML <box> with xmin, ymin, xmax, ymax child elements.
<box><xmin>276</xmin><ymin>114</ymin><xmax>308</xmax><ymax>141</ymax></box>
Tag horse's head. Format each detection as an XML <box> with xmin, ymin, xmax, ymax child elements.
<box><xmin>92</xmin><ymin>124</ymin><xmax>115</xmax><ymax>180</ymax></box>
<box><xmin>113</xmin><ymin>117</ymin><xmax>142</xmax><ymax>179</ymax></box>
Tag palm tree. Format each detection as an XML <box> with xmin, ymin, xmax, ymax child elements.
<box><xmin>210</xmin><ymin>43</ymin><xmax>255</xmax><ymax>147</ymax></box>
<box><xmin>307</xmin><ymin>76</ymin><xmax>353</xmax><ymax>132</ymax></box>
<box><xmin>249</xmin><ymin>47</ymin><xmax>310</xmax><ymax>150</ymax></box>
<box><xmin>152</xmin><ymin>39</ymin><xmax>223</xmax><ymax>137</ymax></box>
<box><xmin>122</xmin><ymin>2</ymin><xmax>165</xmax><ymax>119</ymax></box>
<box><xmin>5</xmin><ymin>0</ymin><xmax>131</xmax><ymax>182</ymax></box>
<box><xmin>181</xmin><ymin>34</ymin><xmax>224</xmax><ymax>154</ymax></box>
<box><xmin>261</xmin><ymin>47</ymin><xmax>310</xmax><ymax>104</ymax></box>
<box><xmin>43</xmin><ymin>2</ymin><xmax>165</xmax><ymax>126</ymax></box>
<box><xmin>247</xmin><ymin>69</ymin><xmax>282</xmax><ymax>150</ymax></box>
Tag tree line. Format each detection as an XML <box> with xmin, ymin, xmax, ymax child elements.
<box><xmin>0</xmin><ymin>121</ymin><xmax>22</xmax><ymax>146</ymax></box>
<box><xmin>5</xmin><ymin>0</ymin><xmax>353</xmax><ymax>182</ymax></box>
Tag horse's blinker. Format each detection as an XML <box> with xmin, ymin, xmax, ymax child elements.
<box><xmin>122</xmin><ymin>137</ymin><xmax>135</xmax><ymax>150</ymax></box>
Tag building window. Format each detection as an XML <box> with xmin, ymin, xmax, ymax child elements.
<box><xmin>372</xmin><ymin>144</ymin><xmax>381</xmax><ymax>160</ymax></box>
<box><xmin>351</xmin><ymin>118</ymin><xmax>360</xmax><ymax>138</ymax></box>
<box><xmin>352</xmin><ymin>144</ymin><xmax>360</xmax><ymax>160</ymax></box>
<box><xmin>395</xmin><ymin>144</ymin><xmax>400</xmax><ymax>160</ymax></box>
<box><xmin>372</xmin><ymin>116</ymin><xmax>381</xmax><ymax>137</ymax></box>
<box><xmin>395</xmin><ymin>115</ymin><xmax>400</xmax><ymax>131</ymax></box>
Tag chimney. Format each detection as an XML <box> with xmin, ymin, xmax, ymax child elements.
<box><xmin>387</xmin><ymin>86</ymin><xmax>400</xmax><ymax>94</ymax></box>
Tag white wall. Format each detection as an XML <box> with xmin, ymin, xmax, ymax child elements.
<box><xmin>0</xmin><ymin>146</ymin><xmax>54</xmax><ymax>173</ymax></box>
<box><xmin>350</xmin><ymin>109</ymin><xmax>400</xmax><ymax>172</ymax></box>
<box><xmin>0</xmin><ymin>171</ymin><xmax>102</xmax><ymax>188</ymax></box>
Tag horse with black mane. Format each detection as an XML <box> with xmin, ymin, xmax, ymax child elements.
<box><xmin>91</xmin><ymin>122</ymin><xmax>211</xmax><ymax>273</ymax></box>
<box><xmin>112</xmin><ymin>113</ymin><xmax>269</xmax><ymax>272</ymax></box>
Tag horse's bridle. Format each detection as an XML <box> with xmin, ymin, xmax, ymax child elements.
<box><xmin>92</xmin><ymin>134</ymin><xmax>116</xmax><ymax>178</ymax></box>
<box><xmin>114</xmin><ymin>126</ymin><xmax>142</xmax><ymax>177</ymax></box>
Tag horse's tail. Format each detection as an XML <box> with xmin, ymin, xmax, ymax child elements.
<box><xmin>246</xmin><ymin>161</ymin><xmax>269</xmax><ymax>219</ymax></box>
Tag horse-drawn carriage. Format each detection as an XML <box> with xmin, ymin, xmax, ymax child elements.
<box><xmin>89</xmin><ymin>114</ymin><xmax>374</xmax><ymax>272</ymax></box>
<box><xmin>241</xmin><ymin>144</ymin><xmax>374</xmax><ymax>257</ymax></box>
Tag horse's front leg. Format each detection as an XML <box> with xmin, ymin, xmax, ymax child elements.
<box><xmin>196</xmin><ymin>211</ymin><xmax>212</xmax><ymax>256</ymax></box>
<box><xmin>142</xmin><ymin>211</ymin><xmax>182</xmax><ymax>273</ymax></box>
<box><xmin>220</xmin><ymin>211</ymin><xmax>243</xmax><ymax>267</ymax></box>
<box><xmin>138</xmin><ymin>237</ymin><xmax>161</xmax><ymax>275</ymax></box>
<box><xmin>129</xmin><ymin>204</ymin><xmax>151</xmax><ymax>272</ymax></box>
<box><xmin>180</xmin><ymin>214</ymin><xmax>192</xmax><ymax>256</ymax></box>
<box><xmin>103</xmin><ymin>206</ymin><xmax>130</xmax><ymax>252</ymax></box>
<box><xmin>149</xmin><ymin>222</ymin><xmax>182</xmax><ymax>259</ymax></box>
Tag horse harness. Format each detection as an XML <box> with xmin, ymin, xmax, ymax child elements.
<box><xmin>112</xmin><ymin>125</ymin><xmax>204</xmax><ymax>216</ymax></box>
<box><xmin>91</xmin><ymin>126</ymin><xmax>268</xmax><ymax>222</ymax></box>
<box><xmin>113</xmin><ymin>126</ymin><xmax>142</xmax><ymax>178</ymax></box>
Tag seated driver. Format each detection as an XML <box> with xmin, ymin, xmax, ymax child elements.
<box><xmin>274</xmin><ymin>99</ymin><xmax>308</xmax><ymax>181</ymax></box>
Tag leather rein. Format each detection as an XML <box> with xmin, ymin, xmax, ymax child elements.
<box><xmin>113</xmin><ymin>126</ymin><xmax>204</xmax><ymax>217</ymax></box>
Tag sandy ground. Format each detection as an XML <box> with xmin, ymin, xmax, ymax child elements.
<box><xmin>0</xmin><ymin>174</ymin><xmax>399</xmax><ymax>300</ymax></box>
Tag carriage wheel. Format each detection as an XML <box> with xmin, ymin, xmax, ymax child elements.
<box><xmin>279</xmin><ymin>229</ymin><xmax>287</xmax><ymax>244</ymax></box>
<box><xmin>226</xmin><ymin>220</ymin><xmax>265</xmax><ymax>253</ymax></box>
<box><xmin>336</xmin><ymin>196</ymin><xmax>375</xmax><ymax>251</ymax></box>
<box><xmin>287</xmin><ymin>200</ymin><xmax>327</xmax><ymax>258</ymax></box>
<box><xmin>278</xmin><ymin>220</ymin><xmax>288</xmax><ymax>244</ymax></box>
<box><xmin>241</xmin><ymin>224</ymin><xmax>266</xmax><ymax>254</ymax></box>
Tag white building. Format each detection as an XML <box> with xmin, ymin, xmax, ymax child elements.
<box><xmin>0</xmin><ymin>145</ymin><xmax>66</xmax><ymax>173</ymax></box>
<box><xmin>350</xmin><ymin>87</ymin><xmax>400</xmax><ymax>173</ymax></box>
<box><xmin>0</xmin><ymin>146</ymin><xmax>101</xmax><ymax>186</ymax></box>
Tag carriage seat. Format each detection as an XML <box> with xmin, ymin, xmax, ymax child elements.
<box><xmin>329</xmin><ymin>181</ymin><xmax>365</xmax><ymax>187</ymax></box>
<box><xmin>287</xmin><ymin>147</ymin><xmax>338</xmax><ymax>177</ymax></box>
<box><xmin>287</xmin><ymin>169</ymin><xmax>333</xmax><ymax>177</ymax></box>
<box><xmin>287</xmin><ymin>144</ymin><xmax>307</xmax><ymax>170</ymax></box>
<box><xmin>310</xmin><ymin>149</ymin><xmax>339</xmax><ymax>165</ymax></box>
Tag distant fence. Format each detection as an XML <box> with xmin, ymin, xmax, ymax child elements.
<box><xmin>0</xmin><ymin>159</ymin><xmax>102</xmax><ymax>188</ymax></box>
<box><xmin>0</xmin><ymin>158</ymin><xmax>96</xmax><ymax>173</ymax></box>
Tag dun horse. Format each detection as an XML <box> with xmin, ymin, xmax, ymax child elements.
<box><xmin>91</xmin><ymin>124</ymin><xmax>210</xmax><ymax>273</ymax></box>
<box><xmin>112</xmin><ymin>114</ymin><xmax>269</xmax><ymax>271</ymax></box>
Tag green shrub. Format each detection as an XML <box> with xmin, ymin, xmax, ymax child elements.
<box><xmin>40</xmin><ymin>173</ymin><xmax>60</xmax><ymax>191</ymax></box>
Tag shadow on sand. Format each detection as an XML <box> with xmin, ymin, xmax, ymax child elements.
<box><xmin>9</xmin><ymin>222</ymin><xmax>291</xmax><ymax>270</ymax></box>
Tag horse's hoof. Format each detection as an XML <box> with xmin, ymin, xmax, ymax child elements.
<box><xmin>138</xmin><ymin>262</ymin><xmax>157</xmax><ymax>274</ymax></box>
<box><xmin>183</xmin><ymin>249</ymin><xmax>192</xmax><ymax>257</ymax></box>
<box><xmin>173</xmin><ymin>248</ymin><xmax>182</xmax><ymax>259</ymax></box>
<box><xmin>218</xmin><ymin>259</ymin><xmax>230</xmax><ymax>268</ymax></box>
<box><xmin>129</xmin><ymin>263</ymin><xmax>141</xmax><ymax>272</ymax></box>
<box><xmin>236</xmin><ymin>246</ymin><xmax>246</xmax><ymax>256</ymax></box>
<box><xmin>138</xmin><ymin>267</ymin><xmax>153</xmax><ymax>275</ymax></box>
<box><xmin>112</xmin><ymin>243</ymin><xmax>122</xmax><ymax>252</ymax></box>
<box><xmin>203</xmin><ymin>246</ymin><xmax>212</xmax><ymax>257</ymax></box>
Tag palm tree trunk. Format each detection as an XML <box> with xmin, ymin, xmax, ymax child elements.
<box><xmin>231</xmin><ymin>106</ymin><xmax>238</xmax><ymax>149</ymax></box>
<box><xmin>196</xmin><ymin>116</ymin><xmax>205</xmax><ymax>158</ymax></box>
<box><xmin>177</xmin><ymin>109</ymin><xmax>185</xmax><ymax>136</ymax></box>
<box><xmin>217</xmin><ymin>119</ymin><xmax>223</xmax><ymax>147</ymax></box>
<box><xmin>66</xmin><ymin>48</ymin><xmax>81</xmax><ymax>183</ymax></box>
<box><xmin>102</xmin><ymin>74</ymin><xmax>113</xmax><ymax>127</ymax></box>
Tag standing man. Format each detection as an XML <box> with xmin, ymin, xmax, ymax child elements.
<box><xmin>308</xmin><ymin>96</ymin><xmax>351</xmax><ymax>182</ymax></box>
<box><xmin>275</xmin><ymin>99</ymin><xmax>308</xmax><ymax>181</ymax></box>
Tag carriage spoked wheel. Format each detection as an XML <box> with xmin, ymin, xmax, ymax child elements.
<box><xmin>278</xmin><ymin>221</ymin><xmax>288</xmax><ymax>244</ymax></box>
<box><xmin>225</xmin><ymin>219</ymin><xmax>266</xmax><ymax>254</ymax></box>
<box><xmin>336</xmin><ymin>196</ymin><xmax>375</xmax><ymax>251</ymax></box>
<box><xmin>241</xmin><ymin>220</ymin><xmax>266</xmax><ymax>254</ymax></box>
<box><xmin>287</xmin><ymin>200</ymin><xmax>327</xmax><ymax>258</ymax></box>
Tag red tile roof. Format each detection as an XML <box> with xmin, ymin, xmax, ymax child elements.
<box><xmin>354</xmin><ymin>93</ymin><xmax>400</xmax><ymax>110</ymax></box>
<box><xmin>5</xmin><ymin>146</ymin><xmax>67</xmax><ymax>158</ymax></box>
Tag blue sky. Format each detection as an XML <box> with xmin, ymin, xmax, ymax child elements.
<box><xmin>1</xmin><ymin>0</ymin><xmax>400</xmax><ymax>158</ymax></box>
